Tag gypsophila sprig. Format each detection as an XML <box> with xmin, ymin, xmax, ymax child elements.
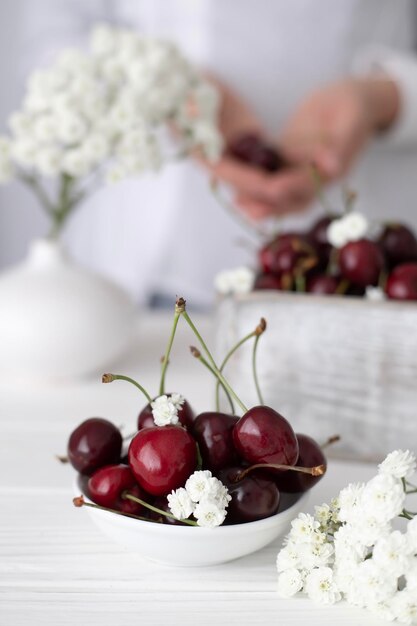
<box><xmin>1</xmin><ymin>23</ymin><xmax>222</xmax><ymax>237</ymax></box>
<box><xmin>276</xmin><ymin>449</ymin><xmax>417</xmax><ymax>624</ymax></box>
<box><xmin>151</xmin><ymin>394</ymin><xmax>185</xmax><ymax>427</ymax></box>
<box><xmin>168</xmin><ymin>469</ymin><xmax>231</xmax><ymax>527</ymax></box>
<box><xmin>327</xmin><ymin>211</ymin><xmax>369</xmax><ymax>248</ymax></box>
<box><xmin>214</xmin><ymin>267</ymin><xmax>255</xmax><ymax>295</ymax></box>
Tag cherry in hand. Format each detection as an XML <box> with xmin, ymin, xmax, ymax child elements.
<box><xmin>128</xmin><ymin>425</ymin><xmax>197</xmax><ymax>496</ymax></box>
<box><xmin>228</xmin><ymin>133</ymin><xmax>287</xmax><ymax>173</ymax></box>
<box><xmin>67</xmin><ymin>417</ymin><xmax>122</xmax><ymax>475</ymax></box>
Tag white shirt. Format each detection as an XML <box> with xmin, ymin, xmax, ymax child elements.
<box><xmin>5</xmin><ymin>0</ymin><xmax>417</xmax><ymax>306</ymax></box>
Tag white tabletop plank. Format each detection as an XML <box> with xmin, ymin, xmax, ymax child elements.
<box><xmin>0</xmin><ymin>312</ymin><xmax>389</xmax><ymax>626</ymax></box>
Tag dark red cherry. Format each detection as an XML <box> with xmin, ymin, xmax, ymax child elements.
<box><xmin>386</xmin><ymin>263</ymin><xmax>417</xmax><ymax>300</ymax></box>
<box><xmin>228</xmin><ymin>133</ymin><xmax>287</xmax><ymax>173</ymax></box>
<box><xmin>259</xmin><ymin>235</ymin><xmax>315</xmax><ymax>276</ymax></box>
<box><xmin>138</xmin><ymin>394</ymin><xmax>195</xmax><ymax>430</ymax></box>
<box><xmin>233</xmin><ymin>406</ymin><xmax>299</xmax><ymax>467</ymax></box>
<box><xmin>253</xmin><ymin>272</ymin><xmax>284</xmax><ymax>291</ymax></box>
<box><xmin>308</xmin><ymin>215</ymin><xmax>336</xmax><ymax>264</ymax></box>
<box><xmin>275</xmin><ymin>434</ymin><xmax>326</xmax><ymax>493</ymax></box>
<box><xmin>307</xmin><ymin>274</ymin><xmax>339</xmax><ymax>295</ymax></box>
<box><xmin>88</xmin><ymin>464</ymin><xmax>146</xmax><ymax>514</ymax></box>
<box><xmin>67</xmin><ymin>418</ymin><xmax>122</xmax><ymax>475</ymax></box>
<box><xmin>378</xmin><ymin>223</ymin><xmax>417</xmax><ymax>268</ymax></box>
<box><xmin>128</xmin><ymin>425</ymin><xmax>197</xmax><ymax>496</ymax></box>
<box><xmin>219</xmin><ymin>466</ymin><xmax>280</xmax><ymax>524</ymax></box>
<box><xmin>339</xmin><ymin>239</ymin><xmax>384</xmax><ymax>287</ymax></box>
<box><xmin>192</xmin><ymin>412</ymin><xmax>239</xmax><ymax>473</ymax></box>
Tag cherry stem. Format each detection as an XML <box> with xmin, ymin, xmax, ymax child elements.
<box><xmin>233</xmin><ymin>462</ymin><xmax>326</xmax><ymax>482</ymax></box>
<box><xmin>122</xmin><ymin>492</ymin><xmax>198</xmax><ymax>526</ymax></box>
<box><xmin>295</xmin><ymin>274</ymin><xmax>306</xmax><ymax>293</ymax></box>
<box><xmin>252</xmin><ymin>334</ymin><xmax>264</xmax><ymax>405</ymax></box>
<box><xmin>190</xmin><ymin>347</ymin><xmax>234</xmax><ymax>414</ymax></box>
<box><xmin>159</xmin><ymin>310</ymin><xmax>181</xmax><ymax>396</ymax></box>
<box><xmin>179</xmin><ymin>301</ymin><xmax>248</xmax><ymax>413</ymax></box>
<box><xmin>55</xmin><ymin>454</ymin><xmax>69</xmax><ymax>464</ymax></box>
<box><xmin>102</xmin><ymin>374</ymin><xmax>152</xmax><ymax>403</ymax></box>
<box><xmin>335</xmin><ymin>278</ymin><xmax>350</xmax><ymax>295</ymax></box>
<box><xmin>72</xmin><ymin>495</ymin><xmax>152</xmax><ymax>523</ymax></box>
<box><xmin>215</xmin><ymin>329</ymin><xmax>257</xmax><ymax>411</ymax></box>
<box><xmin>320</xmin><ymin>435</ymin><xmax>341</xmax><ymax>450</ymax></box>
<box><xmin>309</xmin><ymin>163</ymin><xmax>332</xmax><ymax>216</ymax></box>
<box><xmin>342</xmin><ymin>187</ymin><xmax>357</xmax><ymax>214</ymax></box>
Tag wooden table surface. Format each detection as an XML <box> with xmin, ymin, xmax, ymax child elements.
<box><xmin>0</xmin><ymin>312</ymin><xmax>391</xmax><ymax>626</ymax></box>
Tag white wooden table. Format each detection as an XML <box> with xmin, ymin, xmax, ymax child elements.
<box><xmin>0</xmin><ymin>312</ymin><xmax>390</xmax><ymax>626</ymax></box>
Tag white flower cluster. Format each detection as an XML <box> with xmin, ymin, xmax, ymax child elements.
<box><xmin>151</xmin><ymin>393</ymin><xmax>184</xmax><ymax>427</ymax></box>
<box><xmin>327</xmin><ymin>211</ymin><xmax>369</xmax><ymax>248</ymax></box>
<box><xmin>277</xmin><ymin>449</ymin><xmax>417</xmax><ymax>624</ymax></box>
<box><xmin>167</xmin><ymin>470</ymin><xmax>232</xmax><ymax>527</ymax></box>
<box><xmin>214</xmin><ymin>266</ymin><xmax>255</xmax><ymax>295</ymax></box>
<box><xmin>0</xmin><ymin>23</ymin><xmax>222</xmax><ymax>184</ymax></box>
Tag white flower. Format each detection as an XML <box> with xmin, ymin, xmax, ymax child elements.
<box><xmin>191</xmin><ymin>121</ymin><xmax>223</xmax><ymax>162</ymax></box>
<box><xmin>314</xmin><ymin>503</ymin><xmax>332</xmax><ymax>528</ymax></box>
<box><xmin>363</xmin><ymin>474</ymin><xmax>405</xmax><ymax>523</ymax></box>
<box><xmin>337</xmin><ymin>483</ymin><xmax>365</xmax><ymax>524</ymax></box>
<box><xmin>327</xmin><ymin>218</ymin><xmax>348</xmax><ymax>248</ymax></box>
<box><xmin>167</xmin><ymin>487</ymin><xmax>195</xmax><ymax>520</ymax></box>
<box><xmin>304</xmin><ymin>567</ymin><xmax>341</xmax><ymax>605</ymax></box>
<box><xmin>390</xmin><ymin>589</ymin><xmax>417</xmax><ymax>625</ymax></box>
<box><xmin>90</xmin><ymin>23</ymin><xmax>118</xmax><ymax>56</ymax></box>
<box><xmin>62</xmin><ymin>148</ymin><xmax>92</xmax><ymax>178</ymax></box>
<box><xmin>214</xmin><ymin>267</ymin><xmax>255</xmax><ymax>296</ymax></box>
<box><xmin>289</xmin><ymin>513</ymin><xmax>321</xmax><ymax>543</ymax></box>
<box><xmin>343</xmin><ymin>211</ymin><xmax>369</xmax><ymax>241</ymax></box>
<box><xmin>352</xmin><ymin>559</ymin><xmax>398</xmax><ymax>607</ymax></box>
<box><xmin>276</xmin><ymin>543</ymin><xmax>304</xmax><ymax>572</ymax></box>
<box><xmin>379</xmin><ymin>450</ymin><xmax>417</xmax><ymax>481</ymax></box>
<box><xmin>185</xmin><ymin>470</ymin><xmax>218</xmax><ymax>503</ymax></box>
<box><xmin>277</xmin><ymin>569</ymin><xmax>303</xmax><ymax>598</ymax></box>
<box><xmin>406</xmin><ymin>517</ymin><xmax>417</xmax><ymax>553</ymax></box>
<box><xmin>150</xmin><ymin>394</ymin><xmax>180</xmax><ymax>427</ymax></box>
<box><xmin>405</xmin><ymin>560</ymin><xmax>417</xmax><ymax>591</ymax></box>
<box><xmin>298</xmin><ymin>540</ymin><xmax>334</xmax><ymax>570</ymax></box>
<box><xmin>372</xmin><ymin>531</ymin><xmax>409</xmax><ymax>577</ymax></box>
<box><xmin>35</xmin><ymin>145</ymin><xmax>62</xmax><ymax>177</ymax></box>
<box><xmin>326</xmin><ymin>211</ymin><xmax>368</xmax><ymax>248</ymax></box>
<box><xmin>193</xmin><ymin>498</ymin><xmax>226</xmax><ymax>527</ymax></box>
<box><xmin>56</xmin><ymin>111</ymin><xmax>88</xmax><ymax>144</ymax></box>
<box><xmin>366</xmin><ymin>286</ymin><xmax>386</xmax><ymax>301</ymax></box>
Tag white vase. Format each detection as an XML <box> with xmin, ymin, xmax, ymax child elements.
<box><xmin>0</xmin><ymin>238</ymin><xmax>137</xmax><ymax>381</ymax></box>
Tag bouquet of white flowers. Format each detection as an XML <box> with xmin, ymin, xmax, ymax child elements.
<box><xmin>0</xmin><ymin>23</ymin><xmax>222</xmax><ymax>236</ymax></box>
<box><xmin>277</xmin><ymin>450</ymin><xmax>417</xmax><ymax>624</ymax></box>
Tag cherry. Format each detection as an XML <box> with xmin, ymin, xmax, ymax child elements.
<box><xmin>228</xmin><ymin>133</ymin><xmax>287</xmax><ymax>173</ymax></box>
<box><xmin>259</xmin><ymin>235</ymin><xmax>316</xmax><ymax>276</ymax></box>
<box><xmin>67</xmin><ymin>418</ymin><xmax>122</xmax><ymax>475</ymax></box>
<box><xmin>307</xmin><ymin>215</ymin><xmax>335</xmax><ymax>264</ymax></box>
<box><xmin>253</xmin><ymin>272</ymin><xmax>284</xmax><ymax>291</ymax></box>
<box><xmin>339</xmin><ymin>239</ymin><xmax>384</xmax><ymax>287</ymax></box>
<box><xmin>386</xmin><ymin>263</ymin><xmax>417</xmax><ymax>300</ymax></box>
<box><xmin>378</xmin><ymin>223</ymin><xmax>417</xmax><ymax>268</ymax></box>
<box><xmin>128</xmin><ymin>425</ymin><xmax>197</xmax><ymax>496</ymax></box>
<box><xmin>138</xmin><ymin>394</ymin><xmax>195</xmax><ymax>430</ymax></box>
<box><xmin>192</xmin><ymin>412</ymin><xmax>239</xmax><ymax>473</ymax></box>
<box><xmin>233</xmin><ymin>406</ymin><xmax>299</xmax><ymax>467</ymax></box>
<box><xmin>274</xmin><ymin>434</ymin><xmax>326</xmax><ymax>493</ymax></box>
<box><xmin>307</xmin><ymin>274</ymin><xmax>339</xmax><ymax>295</ymax></box>
<box><xmin>88</xmin><ymin>464</ymin><xmax>146</xmax><ymax>514</ymax></box>
<box><xmin>219</xmin><ymin>466</ymin><xmax>280</xmax><ymax>524</ymax></box>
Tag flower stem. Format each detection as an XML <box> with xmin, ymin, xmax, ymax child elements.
<box><xmin>73</xmin><ymin>495</ymin><xmax>152</xmax><ymax>523</ymax></box>
<box><xmin>252</xmin><ymin>321</ymin><xmax>266</xmax><ymax>405</ymax></box>
<box><xmin>122</xmin><ymin>492</ymin><xmax>198</xmax><ymax>526</ymax></box>
<box><xmin>178</xmin><ymin>299</ymin><xmax>248</xmax><ymax>413</ymax></box>
<box><xmin>190</xmin><ymin>346</ymin><xmax>234</xmax><ymax>413</ymax></box>
<box><xmin>102</xmin><ymin>373</ymin><xmax>152</xmax><ymax>403</ymax></box>
<box><xmin>310</xmin><ymin>164</ymin><xmax>332</xmax><ymax>216</ymax></box>
<box><xmin>159</xmin><ymin>309</ymin><xmax>181</xmax><ymax>395</ymax></box>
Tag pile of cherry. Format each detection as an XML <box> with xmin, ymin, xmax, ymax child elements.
<box><xmin>228</xmin><ymin>134</ymin><xmax>417</xmax><ymax>300</ymax></box>
<box><xmin>68</xmin><ymin>298</ymin><xmax>327</xmax><ymax>527</ymax></box>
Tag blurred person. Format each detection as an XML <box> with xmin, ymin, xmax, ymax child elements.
<box><xmin>4</xmin><ymin>0</ymin><xmax>417</xmax><ymax>307</ymax></box>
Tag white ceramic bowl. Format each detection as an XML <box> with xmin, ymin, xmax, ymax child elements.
<box><xmin>75</xmin><ymin>480</ymin><xmax>307</xmax><ymax>567</ymax></box>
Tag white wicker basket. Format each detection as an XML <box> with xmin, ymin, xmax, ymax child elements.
<box><xmin>215</xmin><ymin>292</ymin><xmax>417</xmax><ymax>462</ymax></box>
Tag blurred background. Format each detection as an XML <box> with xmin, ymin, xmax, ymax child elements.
<box><xmin>2</xmin><ymin>0</ymin><xmax>417</xmax><ymax>311</ymax></box>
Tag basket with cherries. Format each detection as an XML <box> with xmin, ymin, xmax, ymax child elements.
<box><xmin>226</xmin><ymin>134</ymin><xmax>417</xmax><ymax>301</ymax></box>
<box><xmin>69</xmin><ymin>298</ymin><xmax>332</xmax><ymax>528</ymax></box>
